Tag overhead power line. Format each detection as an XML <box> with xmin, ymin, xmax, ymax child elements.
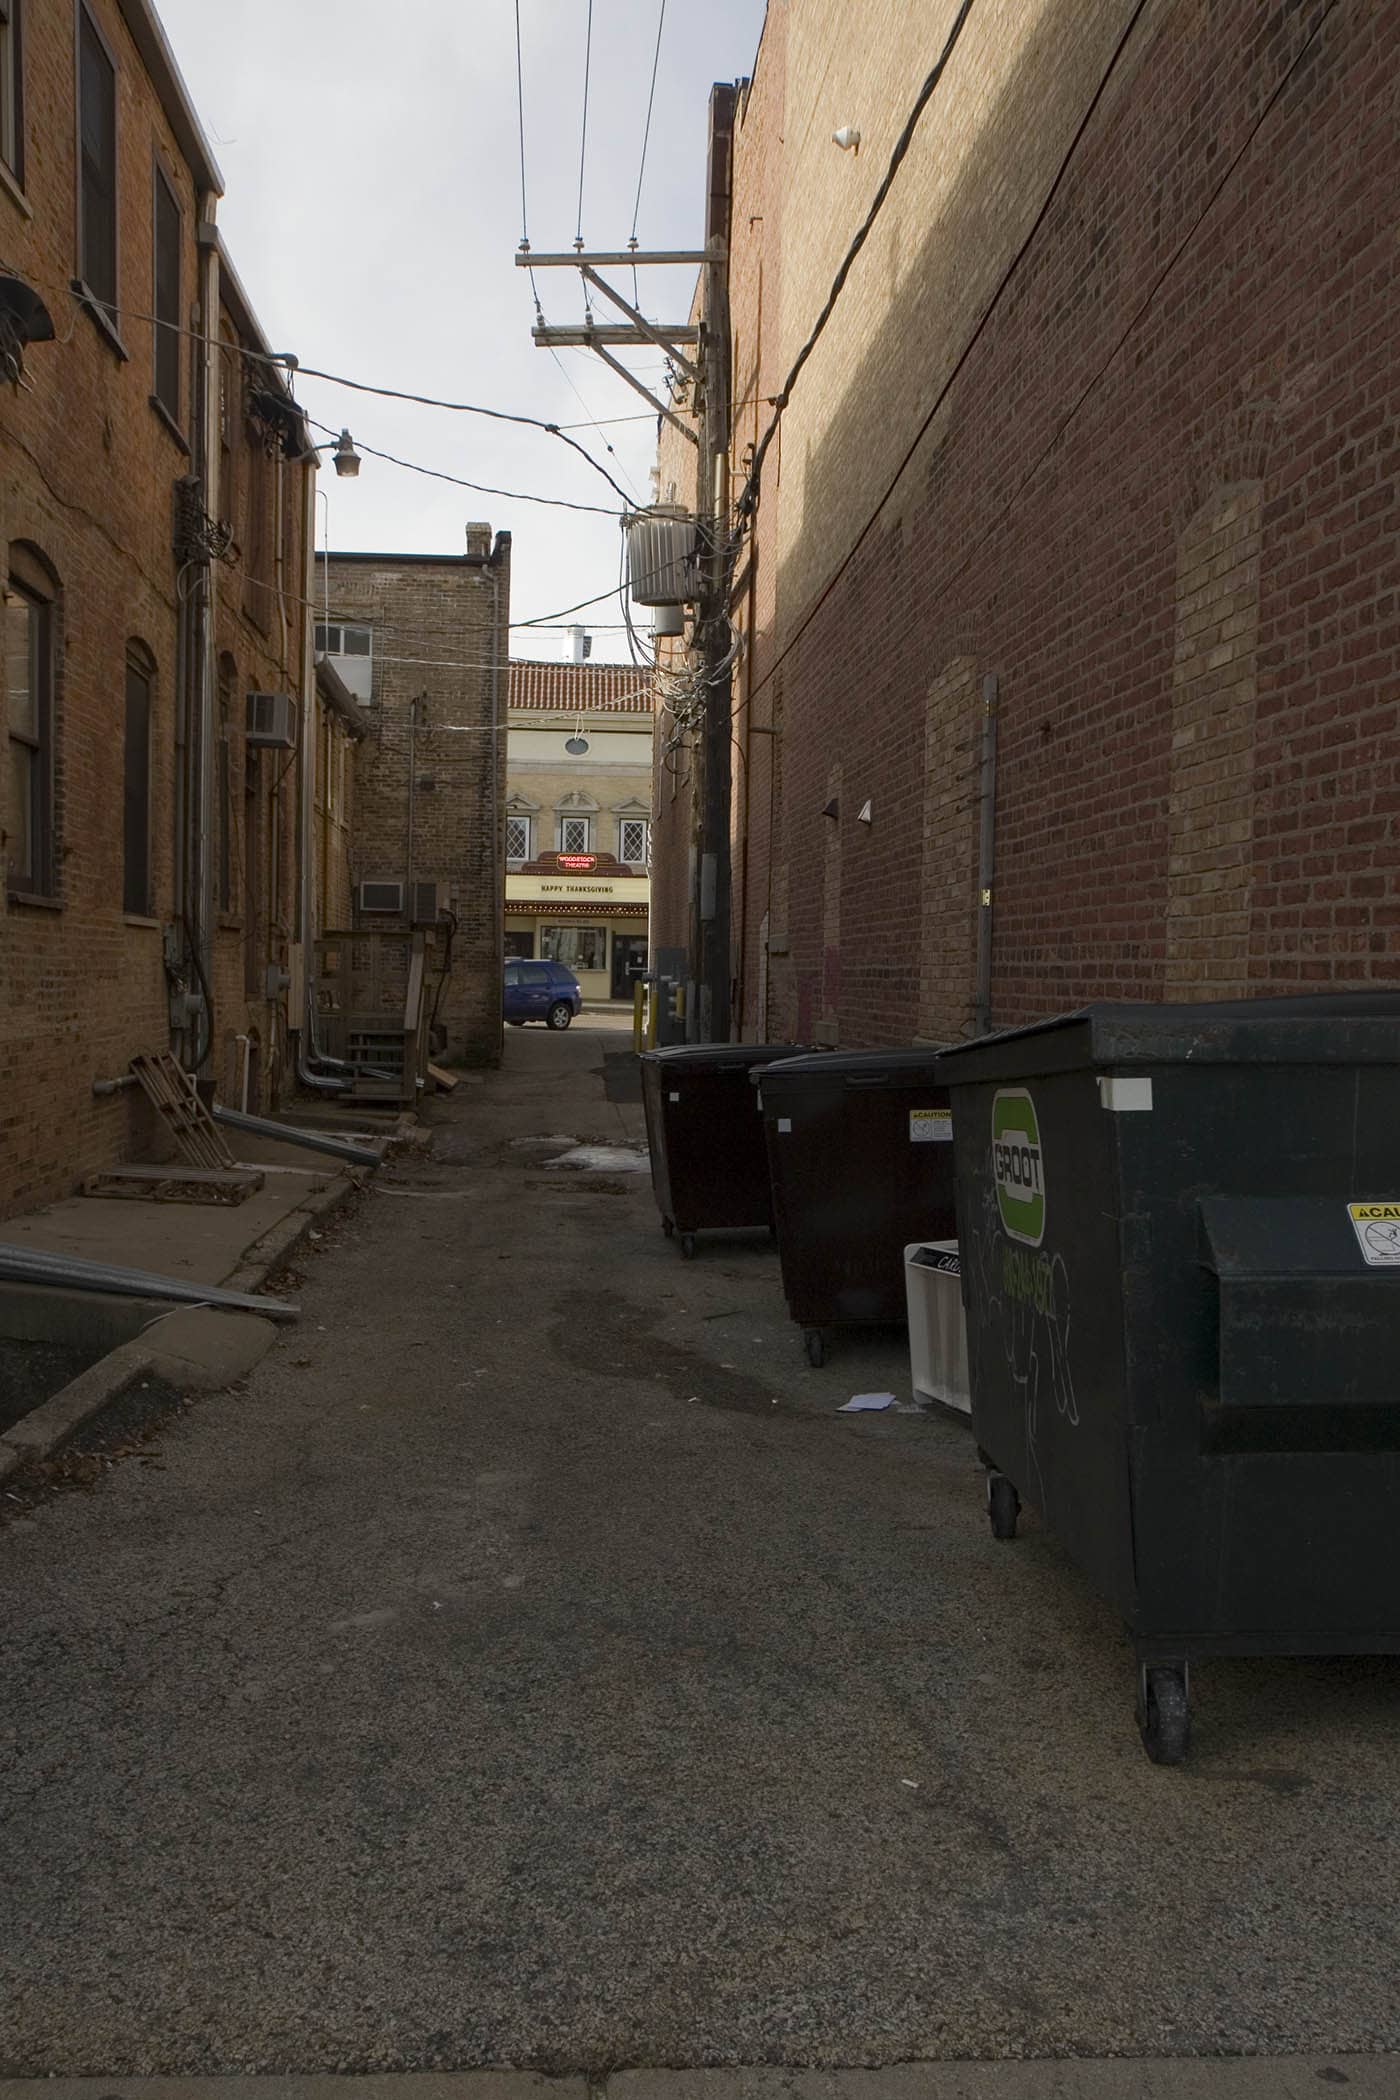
<box><xmin>738</xmin><ymin>0</ymin><xmax>977</xmax><ymax>521</ymax></box>
<box><xmin>576</xmin><ymin>0</ymin><xmax>595</xmax><ymax>248</ymax></box>
<box><xmin>630</xmin><ymin>0</ymin><xmax>668</xmax><ymax>302</ymax></box>
<box><xmin>303</xmin><ymin>416</ymin><xmax>619</xmax><ymax>515</ymax></box>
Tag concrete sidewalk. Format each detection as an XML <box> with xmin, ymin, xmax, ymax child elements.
<box><xmin>0</xmin><ymin>1122</ymin><xmax>374</xmax><ymax>1483</ymax></box>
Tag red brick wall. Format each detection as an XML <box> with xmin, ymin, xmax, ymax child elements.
<box><xmin>0</xmin><ymin>0</ymin><xmax>204</xmax><ymax>1209</ymax></box>
<box><xmin>0</xmin><ymin>0</ymin><xmax>312</xmax><ymax>1209</ymax></box>
<box><xmin>668</xmin><ymin>0</ymin><xmax>1400</xmax><ymax>1046</ymax></box>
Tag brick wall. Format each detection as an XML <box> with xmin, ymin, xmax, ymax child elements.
<box><xmin>320</xmin><ymin>540</ymin><xmax>510</xmax><ymax>1065</ymax></box>
<box><xmin>654</xmin><ymin>0</ymin><xmax>1400</xmax><ymax>1045</ymax></box>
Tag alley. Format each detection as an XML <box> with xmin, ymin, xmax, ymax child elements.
<box><xmin>3</xmin><ymin>1022</ymin><xmax>1400</xmax><ymax>2080</ymax></box>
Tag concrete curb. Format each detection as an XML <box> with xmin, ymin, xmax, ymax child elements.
<box><xmin>0</xmin><ymin>2061</ymin><xmax>1393</xmax><ymax>2099</ymax></box>
<box><xmin>221</xmin><ymin>1168</ymin><xmax>362</xmax><ymax>1296</ymax></box>
<box><xmin>0</xmin><ymin>1169</ymin><xmax>368</xmax><ymax>1486</ymax></box>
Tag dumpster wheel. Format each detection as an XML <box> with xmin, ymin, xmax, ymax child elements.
<box><xmin>803</xmin><ymin>1328</ymin><xmax>826</xmax><ymax>1368</ymax></box>
<box><xmin>661</xmin><ymin>1217</ymin><xmax>674</xmax><ymax>1239</ymax></box>
<box><xmin>1138</xmin><ymin>1665</ymin><xmax>1191</xmax><ymax>1766</ymax></box>
<box><xmin>986</xmin><ymin>1471</ymin><xmax>1020</xmax><ymax>1542</ymax></box>
<box><xmin>680</xmin><ymin>1232</ymin><xmax>697</xmax><ymax>1259</ymax></box>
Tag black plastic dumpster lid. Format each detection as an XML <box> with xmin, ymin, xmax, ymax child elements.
<box><xmin>639</xmin><ymin>1041</ymin><xmax>809</xmax><ymax>1074</ymax></box>
<box><xmin>754</xmin><ymin>1046</ymin><xmax>950</xmax><ymax>1095</ymax></box>
<box><xmin>937</xmin><ymin>993</ymin><xmax>1400</xmax><ymax>1083</ymax></box>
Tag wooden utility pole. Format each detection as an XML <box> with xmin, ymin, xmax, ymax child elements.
<box><xmin>690</xmin><ymin>82</ymin><xmax>737</xmax><ymax>1043</ymax></box>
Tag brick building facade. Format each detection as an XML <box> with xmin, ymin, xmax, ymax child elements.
<box><xmin>317</xmin><ymin>537</ymin><xmax>510</xmax><ymax>1065</ymax></box>
<box><xmin>650</xmin><ymin>0</ymin><xmax>1400</xmax><ymax>1046</ymax></box>
<box><xmin>0</xmin><ymin>0</ymin><xmax>317</xmax><ymax>1214</ymax></box>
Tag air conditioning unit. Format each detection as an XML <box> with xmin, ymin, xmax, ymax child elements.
<box><xmin>246</xmin><ymin>691</ymin><xmax>296</xmax><ymax>748</ymax></box>
<box><xmin>358</xmin><ymin>879</ymin><xmax>404</xmax><ymax>915</ymax></box>
<box><xmin>410</xmin><ymin>880</ymin><xmax>446</xmax><ymax>926</ymax></box>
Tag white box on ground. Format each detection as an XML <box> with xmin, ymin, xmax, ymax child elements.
<box><xmin>904</xmin><ymin>1240</ymin><xmax>970</xmax><ymax>1415</ymax></box>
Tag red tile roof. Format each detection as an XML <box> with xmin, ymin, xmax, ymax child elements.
<box><xmin>508</xmin><ymin>659</ymin><xmax>655</xmax><ymax>714</ymax></box>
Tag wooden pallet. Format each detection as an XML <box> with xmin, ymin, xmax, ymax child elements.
<box><xmin>128</xmin><ymin>1052</ymin><xmax>235</xmax><ymax>1170</ymax></box>
<box><xmin>82</xmin><ymin>1165</ymin><xmax>264</xmax><ymax>1206</ymax></box>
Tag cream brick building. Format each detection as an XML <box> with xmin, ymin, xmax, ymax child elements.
<box><xmin>505</xmin><ymin>659</ymin><xmax>654</xmax><ymax>1003</ymax></box>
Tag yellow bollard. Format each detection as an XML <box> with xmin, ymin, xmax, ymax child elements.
<box><xmin>632</xmin><ymin>976</ymin><xmax>646</xmax><ymax>1053</ymax></box>
<box><xmin>646</xmin><ymin>980</ymin><xmax>659</xmax><ymax>1049</ymax></box>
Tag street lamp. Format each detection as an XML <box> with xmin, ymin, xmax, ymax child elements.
<box><xmin>290</xmin><ymin>427</ymin><xmax>362</xmax><ymax>478</ymax></box>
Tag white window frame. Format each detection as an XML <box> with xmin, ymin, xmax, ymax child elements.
<box><xmin>504</xmin><ymin>813</ymin><xmax>532</xmax><ymax>864</ymax></box>
<box><xmin>619</xmin><ymin>817</ymin><xmax>650</xmax><ymax>867</ymax></box>
<box><xmin>558</xmin><ymin>814</ymin><xmax>591</xmax><ymax>854</ymax></box>
<box><xmin>315</xmin><ymin>621</ymin><xmax>373</xmax><ymax>702</ymax></box>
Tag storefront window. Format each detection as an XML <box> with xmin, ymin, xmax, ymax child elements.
<box><xmin>541</xmin><ymin>923</ymin><xmax>606</xmax><ymax>972</ymax></box>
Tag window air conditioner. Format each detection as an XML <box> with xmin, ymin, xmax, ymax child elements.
<box><xmin>358</xmin><ymin>879</ymin><xmax>404</xmax><ymax>914</ymax></box>
<box><xmin>410</xmin><ymin>880</ymin><xmax>446</xmax><ymax>926</ymax></box>
<box><xmin>246</xmin><ymin>691</ymin><xmax>296</xmax><ymax>749</ymax></box>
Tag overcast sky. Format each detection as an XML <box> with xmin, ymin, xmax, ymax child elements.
<box><xmin>155</xmin><ymin>0</ymin><xmax>767</xmax><ymax>660</ymax></box>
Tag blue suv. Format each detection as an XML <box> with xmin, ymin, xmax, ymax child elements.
<box><xmin>504</xmin><ymin>958</ymin><xmax>583</xmax><ymax>1030</ymax></box>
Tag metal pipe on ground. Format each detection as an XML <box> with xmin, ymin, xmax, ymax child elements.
<box><xmin>211</xmin><ymin>1105</ymin><xmax>380</xmax><ymax>1168</ymax></box>
<box><xmin>0</xmin><ymin>1245</ymin><xmax>300</xmax><ymax>1322</ymax></box>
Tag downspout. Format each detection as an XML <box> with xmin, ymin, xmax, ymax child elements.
<box><xmin>488</xmin><ymin>549</ymin><xmax>505</xmax><ymax>1062</ymax></box>
<box><xmin>193</xmin><ymin>212</ymin><xmax>220</xmax><ymax>1069</ymax></box>
<box><xmin>296</xmin><ymin>464</ymin><xmax>350</xmax><ymax>1093</ymax></box>
<box><xmin>973</xmin><ymin>672</ymin><xmax>998</xmax><ymax>1037</ymax></box>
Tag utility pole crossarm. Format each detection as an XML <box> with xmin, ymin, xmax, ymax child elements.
<box><xmin>590</xmin><ymin>343</ymin><xmax>698</xmax><ymax>446</ymax></box>
<box><xmin>579</xmin><ymin>268</ymin><xmax>702</xmax><ymax>385</ymax></box>
<box><xmin>531</xmin><ymin>323</ymin><xmax>699</xmax><ymax>347</ymax></box>
<box><xmin>515</xmin><ymin>249</ymin><xmax>712</xmax><ymax>269</ymax></box>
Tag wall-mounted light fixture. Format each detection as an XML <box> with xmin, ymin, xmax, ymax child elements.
<box><xmin>822</xmin><ymin>797</ymin><xmax>840</xmax><ymax>821</ymax></box>
<box><xmin>857</xmin><ymin>798</ymin><xmax>873</xmax><ymax>825</ymax></box>
<box><xmin>290</xmin><ymin>428</ymin><xmax>362</xmax><ymax>478</ymax></box>
<box><xmin>832</xmin><ymin>126</ymin><xmax>861</xmax><ymax>153</ymax></box>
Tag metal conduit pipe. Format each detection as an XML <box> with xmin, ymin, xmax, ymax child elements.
<box><xmin>0</xmin><ymin>1244</ymin><xmax>299</xmax><ymax>1322</ymax></box>
<box><xmin>92</xmin><ymin>1075</ymin><xmax>141</xmax><ymax>1097</ymax></box>
<box><xmin>210</xmin><ymin>1104</ymin><xmax>380</xmax><ymax>1168</ymax></box>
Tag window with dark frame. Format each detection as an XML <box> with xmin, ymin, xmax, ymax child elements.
<box><xmin>77</xmin><ymin>6</ymin><xmax>117</xmax><ymax>320</ymax></box>
<box><xmin>152</xmin><ymin>164</ymin><xmax>181</xmax><ymax>422</ymax></box>
<box><xmin>4</xmin><ymin>550</ymin><xmax>54</xmax><ymax>898</ymax></box>
<box><xmin>0</xmin><ymin>0</ymin><xmax>23</xmax><ymax>183</ymax></box>
<box><xmin>122</xmin><ymin>645</ymin><xmax>153</xmax><ymax>916</ymax></box>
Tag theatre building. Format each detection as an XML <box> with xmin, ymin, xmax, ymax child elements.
<box><xmin>504</xmin><ymin>656</ymin><xmax>653</xmax><ymax>1003</ymax></box>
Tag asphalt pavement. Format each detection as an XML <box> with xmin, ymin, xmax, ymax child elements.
<box><xmin>2</xmin><ymin>1017</ymin><xmax>1399</xmax><ymax>2082</ymax></box>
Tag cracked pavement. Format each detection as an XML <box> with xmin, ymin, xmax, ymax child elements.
<box><xmin>3</xmin><ymin>1017</ymin><xmax>1400</xmax><ymax>2080</ymax></box>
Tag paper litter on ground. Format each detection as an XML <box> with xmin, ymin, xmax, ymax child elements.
<box><xmin>838</xmin><ymin>1392</ymin><xmax>896</xmax><ymax>1413</ymax></box>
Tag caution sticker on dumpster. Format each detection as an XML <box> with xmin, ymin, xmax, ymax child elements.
<box><xmin>910</xmin><ymin>1108</ymin><xmax>953</xmax><ymax>1144</ymax></box>
<box><xmin>1349</xmin><ymin>1202</ymin><xmax>1400</xmax><ymax>1266</ymax></box>
<box><xmin>992</xmin><ymin>1088</ymin><xmax>1045</xmax><ymax>1246</ymax></box>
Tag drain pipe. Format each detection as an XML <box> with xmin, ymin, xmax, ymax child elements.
<box><xmin>295</xmin><ymin>462</ymin><xmax>351</xmax><ymax>1095</ymax></box>
<box><xmin>973</xmin><ymin>672</ymin><xmax>998</xmax><ymax>1038</ymax></box>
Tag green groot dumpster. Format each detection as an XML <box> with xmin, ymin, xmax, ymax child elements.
<box><xmin>640</xmin><ymin>1043</ymin><xmax>805</xmax><ymax>1258</ymax></box>
<box><xmin>939</xmin><ymin>994</ymin><xmax>1400</xmax><ymax>1765</ymax></box>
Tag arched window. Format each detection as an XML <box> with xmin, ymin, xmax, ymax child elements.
<box><xmin>123</xmin><ymin>642</ymin><xmax>156</xmax><ymax>916</ymax></box>
<box><xmin>5</xmin><ymin>541</ymin><xmax>59</xmax><ymax>900</ymax></box>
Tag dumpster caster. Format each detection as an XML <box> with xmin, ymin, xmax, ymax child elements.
<box><xmin>1138</xmin><ymin>1665</ymin><xmax>1191</xmax><ymax>1766</ymax></box>
<box><xmin>986</xmin><ymin>1471</ymin><xmax>1020</xmax><ymax>1541</ymax></box>
<box><xmin>803</xmin><ymin>1327</ymin><xmax>826</xmax><ymax>1368</ymax></box>
<box><xmin>679</xmin><ymin>1232</ymin><xmax>697</xmax><ymax>1260</ymax></box>
<box><xmin>661</xmin><ymin>1217</ymin><xmax>675</xmax><ymax>1239</ymax></box>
